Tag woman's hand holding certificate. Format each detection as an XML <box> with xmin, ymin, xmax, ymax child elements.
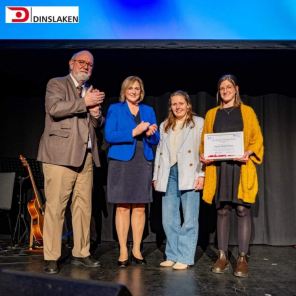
<box><xmin>233</xmin><ymin>150</ymin><xmax>253</xmax><ymax>163</ymax></box>
<box><xmin>200</xmin><ymin>153</ymin><xmax>214</xmax><ymax>165</ymax></box>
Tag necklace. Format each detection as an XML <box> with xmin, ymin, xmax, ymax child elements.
<box><xmin>223</xmin><ymin>107</ymin><xmax>235</xmax><ymax>115</ymax></box>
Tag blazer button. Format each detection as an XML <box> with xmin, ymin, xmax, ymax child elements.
<box><xmin>160</xmin><ymin>152</ymin><xmax>162</xmax><ymax>155</ymax></box>
<box><xmin>158</xmin><ymin>165</ymin><xmax>160</xmax><ymax>168</ymax></box>
<box><xmin>189</xmin><ymin>163</ymin><xmax>193</xmax><ymax>166</ymax></box>
<box><xmin>188</xmin><ymin>150</ymin><xmax>191</xmax><ymax>153</ymax></box>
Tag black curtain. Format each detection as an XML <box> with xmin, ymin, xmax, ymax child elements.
<box><xmin>0</xmin><ymin>48</ymin><xmax>296</xmax><ymax>246</ymax></box>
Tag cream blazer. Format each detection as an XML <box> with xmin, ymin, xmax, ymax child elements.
<box><xmin>153</xmin><ymin>116</ymin><xmax>205</xmax><ymax>192</ymax></box>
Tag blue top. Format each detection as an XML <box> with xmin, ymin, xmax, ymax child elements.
<box><xmin>105</xmin><ymin>102</ymin><xmax>160</xmax><ymax>161</ymax></box>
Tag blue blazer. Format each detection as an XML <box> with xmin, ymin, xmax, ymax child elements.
<box><xmin>105</xmin><ymin>102</ymin><xmax>160</xmax><ymax>161</ymax></box>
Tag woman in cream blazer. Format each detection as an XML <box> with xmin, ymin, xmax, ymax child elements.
<box><xmin>153</xmin><ymin>90</ymin><xmax>204</xmax><ymax>270</ymax></box>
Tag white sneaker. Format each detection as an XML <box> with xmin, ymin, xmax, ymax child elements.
<box><xmin>172</xmin><ymin>262</ymin><xmax>189</xmax><ymax>270</ymax></box>
<box><xmin>160</xmin><ymin>260</ymin><xmax>176</xmax><ymax>267</ymax></box>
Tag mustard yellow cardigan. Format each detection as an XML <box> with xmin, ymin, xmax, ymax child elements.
<box><xmin>199</xmin><ymin>104</ymin><xmax>264</xmax><ymax>204</ymax></box>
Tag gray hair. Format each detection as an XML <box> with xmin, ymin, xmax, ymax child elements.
<box><xmin>69</xmin><ymin>51</ymin><xmax>94</xmax><ymax>73</ymax></box>
<box><xmin>69</xmin><ymin>53</ymin><xmax>77</xmax><ymax>73</ymax></box>
<box><xmin>71</xmin><ymin>53</ymin><xmax>77</xmax><ymax>60</ymax></box>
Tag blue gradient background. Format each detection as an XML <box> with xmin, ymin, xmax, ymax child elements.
<box><xmin>2</xmin><ymin>0</ymin><xmax>296</xmax><ymax>39</ymax></box>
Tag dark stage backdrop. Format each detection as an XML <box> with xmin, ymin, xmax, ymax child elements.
<box><xmin>0</xmin><ymin>48</ymin><xmax>295</xmax><ymax>246</ymax></box>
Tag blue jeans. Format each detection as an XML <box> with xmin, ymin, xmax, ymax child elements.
<box><xmin>162</xmin><ymin>164</ymin><xmax>200</xmax><ymax>265</ymax></box>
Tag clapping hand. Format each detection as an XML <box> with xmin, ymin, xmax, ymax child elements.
<box><xmin>88</xmin><ymin>88</ymin><xmax>104</xmax><ymax>116</ymax></box>
<box><xmin>84</xmin><ymin>85</ymin><xmax>105</xmax><ymax>107</ymax></box>
<box><xmin>146</xmin><ymin>124</ymin><xmax>157</xmax><ymax>137</ymax></box>
<box><xmin>133</xmin><ymin>121</ymin><xmax>150</xmax><ymax>137</ymax></box>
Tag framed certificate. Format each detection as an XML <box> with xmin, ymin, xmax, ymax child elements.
<box><xmin>204</xmin><ymin>131</ymin><xmax>244</xmax><ymax>160</ymax></box>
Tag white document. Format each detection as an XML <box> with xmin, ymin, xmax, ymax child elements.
<box><xmin>204</xmin><ymin>132</ymin><xmax>244</xmax><ymax>160</ymax></box>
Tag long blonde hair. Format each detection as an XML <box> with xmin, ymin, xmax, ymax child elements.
<box><xmin>164</xmin><ymin>90</ymin><xmax>196</xmax><ymax>133</ymax></box>
<box><xmin>216</xmin><ymin>74</ymin><xmax>243</xmax><ymax>108</ymax></box>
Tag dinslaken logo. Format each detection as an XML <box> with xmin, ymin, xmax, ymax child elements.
<box><xmin>5</xmin><ymin>6</ymin><xmax>79</xmax><ymax>23</ymax></box>
<box><xmin>7</xmin><ymin>7</ymin><xmax>29</xmax><ymax>22</ymax></box>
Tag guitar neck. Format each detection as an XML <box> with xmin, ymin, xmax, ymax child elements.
<box><xmin>27</xmin><ymin>166</ymin><xmax>43</xmax><ymax>209</ymax></box>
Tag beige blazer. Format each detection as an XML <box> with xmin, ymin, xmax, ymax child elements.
<box><xmin>37</xmin><ymin>75</ymin><xmax>104</xmax><ymax>167</ymax></box>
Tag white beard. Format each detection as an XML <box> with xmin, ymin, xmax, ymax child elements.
<box><xmin>72</xmin><ymin>71</ymin><xmax>90</xmax><ymax>83</ymax></box>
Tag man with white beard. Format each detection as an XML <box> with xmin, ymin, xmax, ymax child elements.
<box><xmin>37</xmin><ymin>50</ymin><xmax>105</xmax><ymax>274</ymax></box>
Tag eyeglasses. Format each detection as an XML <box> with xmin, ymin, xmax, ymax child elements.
<box><xmin>219</xmin><ymin>85</ymin><xmax>233</xmax><ymax>92</ymax></box>
<box><xmin>73</xmin><ymin>59</ymin><xmax>94</xmax><ymax>68</ymax></box>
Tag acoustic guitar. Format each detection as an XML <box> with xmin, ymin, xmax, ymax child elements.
<box><xmin>20</xmin><ymin>155</ymin><xmax>45</xmax><ymax>246</ymax></box>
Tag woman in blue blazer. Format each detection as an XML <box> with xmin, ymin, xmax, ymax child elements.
<box><xmin>105</xmin><ymin>76</ymin><xmax>159</xmax><ymax>267</ymax></box>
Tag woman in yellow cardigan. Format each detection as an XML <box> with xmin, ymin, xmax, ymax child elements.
<box><xmin>200</xmin><ymin>74</ymin><xmax>263</xmax><ymax>277</ymax></box>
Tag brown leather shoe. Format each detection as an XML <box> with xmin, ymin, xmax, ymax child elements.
<box><xmin>212</xmin><ymin>250</ymin><xmax>229</xmax><ymax>274</ymax></box>
<box><xmin>234</xmin><ymin>252</ymin><xmax>248</xmax><ymax>277</ymax></box>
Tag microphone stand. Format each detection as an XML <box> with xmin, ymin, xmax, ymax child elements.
<box><xmin>12</xmin><ymin>175</ymin><xmax>30</xmax><ymax>245</ymax></box>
